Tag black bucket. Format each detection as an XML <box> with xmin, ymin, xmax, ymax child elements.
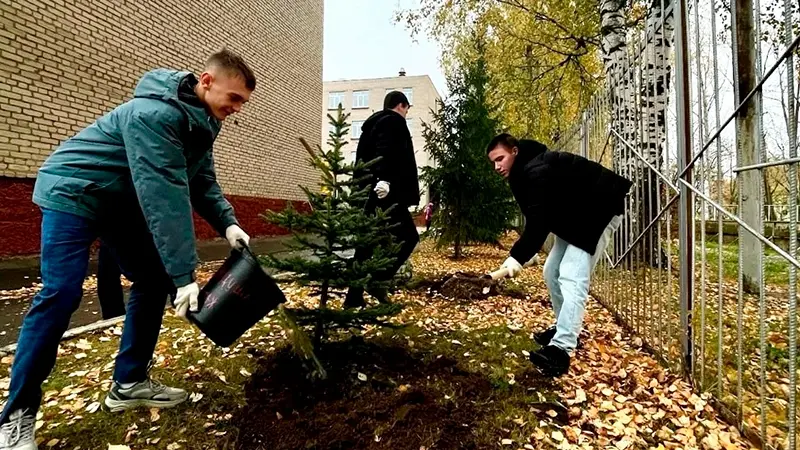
<box><xmin>188</xmin><ymin>245</ymin><xmax>286</xmax><ymax>347</ymax></box>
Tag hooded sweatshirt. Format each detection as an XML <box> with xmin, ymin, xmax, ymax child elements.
<box><xmin>33</xmin><ymin>69</ymin><xmax>238</xmax><ymax>287</ymax></box>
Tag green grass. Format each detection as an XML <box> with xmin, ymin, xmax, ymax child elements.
<box><xmin>14</xmin><ymin>316</ymin><xmax>561</xmax><ymax>449</ymax></box>
<box><xmin>11</xmin><ymin>316</ymin><xmax>289</xmax><ymax>449</ymax></box>
<box><xmin>384</xmin><ymin>325</ymin><xmax>544</xmax><ymax>389</ymax></box>
<box><xmin>372</xmin><ymin>325</ymin><xmax>560</xmax><ymax>446</ymax></box>
<box><xmin>693</xmin><ymin>237</ymin><xmax>792</xmax><ymax>285</ymax></box>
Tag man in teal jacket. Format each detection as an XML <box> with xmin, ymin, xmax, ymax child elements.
<box><xmin>0</xmin><ymin>50</ymin><xmax>255</xmax><ymax>450</ymax></box>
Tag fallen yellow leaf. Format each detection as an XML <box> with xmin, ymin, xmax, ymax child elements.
<box><xmin>615</xmin><ymin>436</ymin><xmax>632</xmax><ymax>449</ymax></box>
<box><xmin>86</xmin><ymin>401</ymin><xmax>100</xmax><ymax>414</ymax></box>
<box><xmin>573</xmin><ymin>388</ymin><xmax>587</xmax><ymax>404</ymax></box>
<box><xmin>600</xmin><ymin>400</ymin><xmax>616</xmax><ymax>411</ymax></box>
<box><xmin>703</xmin><ymin>432</ymin><xmax>721</xmax><ymax>450</ymax></box>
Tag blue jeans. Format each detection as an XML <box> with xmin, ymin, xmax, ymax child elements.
<box><xmin>543</xmin><ymin>215</ymin><xmax>622</xmax><ymax>353</ymax></box>
<box><xmin>0</xmin><ymin>208</ymin><xmax>173</xmax><ymax>423</ymax></box>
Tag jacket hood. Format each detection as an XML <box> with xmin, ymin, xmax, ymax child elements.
<box><xmin>511</xmin><ymin>139</ymin><xmax>548</xmax><ymax>171</ymax></box>
<box><xmin>361</xmin><ymin>109</ymin><xmax>401</xmax><ymax>136</ymax></box>
<box><xmin>133</xmin><ymin>69</ymin><xmax>219</xmax><ymax>132</ymax></box>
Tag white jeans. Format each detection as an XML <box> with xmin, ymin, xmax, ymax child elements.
<box><xmin>543</xmin><ymin>215</ymin><xmax>622</xmax><ymax>353</ymax></box>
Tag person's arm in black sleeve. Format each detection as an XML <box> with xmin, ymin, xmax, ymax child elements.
<box><xmin>508</xmin><ymin>155</ymin><xmax>557</xmax><ymax>264</ymax></box>
<box><xmin>510</xmin><ymin>206</ymin><xmax>550</xmax><ymax>264</ymax></box>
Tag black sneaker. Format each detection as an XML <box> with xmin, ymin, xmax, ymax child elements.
<box><xmin>533</xmin><ymin>326</ymin><xmax>582</xmax><ymax>349</ymax></box>
<box><xmin>533</xmin><ymin>326</ymin><xmax>557</xmax><ymax>346</ymax></box>
<box><xmin>529</xmin><ymin>345</ymin><xmax>571</xmax><ymax>377</ymax></box>
<box><xmin>104</xmin><ymin>378</ymin><xmax>188</xmax><ymax>412</ymax></box>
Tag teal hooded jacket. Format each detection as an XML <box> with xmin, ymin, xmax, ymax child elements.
<box><xmin>33</xmin><ymin>69</ymin><xmax>238</xmax><ymax>287</ymax></box>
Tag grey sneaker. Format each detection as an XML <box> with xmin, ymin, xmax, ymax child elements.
<box><xmin>104</xmin><ymin>378</ymin><xmax>188</xmax><ymax>412</ymax></box>
<box><xmin>0</xmin><ymin>409</ymin><xmax>37</xmax><ymax>450</ymax></box>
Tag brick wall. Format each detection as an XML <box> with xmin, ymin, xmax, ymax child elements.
<box><xmin>0</xmin><ymin>0</ymin><xmax>321</xmax><ymax>194</ymax></box>
<box><xmin>0</xmin><ymin>178</ymin><xmax>313</xmax><ymax>258</ymax></box>
<box><xmin>0</xmin><ymin>0</ymin><xmax>323</xmax><ymax>256</ymax></box>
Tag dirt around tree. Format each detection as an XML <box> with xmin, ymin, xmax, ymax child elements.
<box><xmin>233</xmin><ymin>338</ymin><xmax>501</xmax><ymax>449</ymax></box>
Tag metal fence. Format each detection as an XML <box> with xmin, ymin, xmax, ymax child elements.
<box><xmin>707</xmin><ymin>205</ymin><xmax>800</xmax><ymax>223</ymax></box>
<box><xmin>555</xmin><ymin>0</ymin><xmax>799</xmax><ymax>447</ymax></box>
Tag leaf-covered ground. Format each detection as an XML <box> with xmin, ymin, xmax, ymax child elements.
<box><xmin>0</xmin><ymin>237</ymin><xmax>752</xmax><ymax>449</ymax></box>
<box><xmin>596</xmin><ymin>236</ymin><xmax>800</xmax><ymax>448</ymax></box>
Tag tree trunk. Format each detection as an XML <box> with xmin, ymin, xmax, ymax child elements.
<box><xmin>763</xmin><ymin>171</ymin><xmax>773</xmax><ymax>221</ymax></box>
<box><xmin>601</xmin><ymin>0</ymin><xmax>629</xmax><ymax>262</ymax></box>
<box><xmin>638</xmin><ymin>0</ymin><xmax>674</xmax><ymax>267</ymax></box>
<box><xmin>733</xmin><ymin>0</ymin><xmax>762</xmax><ymax>295</ymax></box>
<box><xmin>602</xmin><ymin>0</ymin><xmax>674</xmax><ymax>267</ymax></box>
<box><xmin>314</xmin><ymin>280</ymin><xmax>329</xmax><ymax>346</ymax></box>
<box><xmin>454</xmin><ymin>196</ymin><xmax>463</xmax><ymax>259</ymax></box>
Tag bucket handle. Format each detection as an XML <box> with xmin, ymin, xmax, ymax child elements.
<box><xmin>236</xmin><ymin>239</ymin><xmax>259</xmax><ymax>261</ymax></box>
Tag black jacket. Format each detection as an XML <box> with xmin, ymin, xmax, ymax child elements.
<box><xmin>508</xmin><ymin>139</ymin><xmax>633</xmax><ymax>263</ymax></box>
<box><xmin>354</xmin><ymin>110</ymin><xmax>420</xmax><ymax>207</ymax></box>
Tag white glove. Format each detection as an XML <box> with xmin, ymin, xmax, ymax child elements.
<box><xmin>225</xmin><ymin>225</ymin><xmax>250</xmax><ymax>250</ymax></box>
<box><xmin>524</xmin><ymin>254</ymin><xmax>540</xmax><ymax>267</ymax></box>
<box><xmin>374</xmin><ymin>181</ymin><xmax>390</xmax><ymax>199</ymax></box>
<box><xmin>174</xmin><ymin>282</ymin><xmax>200</xmax><ymax>320</ymax></box>
<box><xmin>501</xmin><ymin>256</ymin><xmax>524</xmax><ymax>278</ymax></box>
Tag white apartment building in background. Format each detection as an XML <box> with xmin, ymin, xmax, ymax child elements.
<box><xmin>322</xmin><ymin>69</ymin><xmax>442</xmax><ymax>207</ymax></box>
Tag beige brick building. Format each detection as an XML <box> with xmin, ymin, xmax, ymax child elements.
<box><xmin>0</xmin><ymin>0</ymin><xmax>323</xmax><ymax>256</ymax></box>
<box><xmin>322</xmin><ymin>71</ymin><xmax>441</xmax><ymax>206</ymax></box>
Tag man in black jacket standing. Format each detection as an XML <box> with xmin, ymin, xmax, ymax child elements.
<box><xmin>487</xmin><ymin>133</ymin><xmax>632</xmax><ymax>376</ymax></box>
<box><xmin>345</xmin><ymin>91</ymin><xmax>420</xmax><ymax>308</ymax></box>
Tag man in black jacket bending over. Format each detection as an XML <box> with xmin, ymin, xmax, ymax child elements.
<box><xmin>487</xmin><ymin>133</ymin><xmax>632</xmax><ymax>376</ymax></box>
<box><xmin>345</xmin><ymin>91</ymin><xmax>420</xmax><ymax>308</ymax></box>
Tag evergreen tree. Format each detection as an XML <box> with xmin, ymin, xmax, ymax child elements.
<box><xmin>421</xmin><ymin>40</ymin><xmax>516</xmax><ymax>258</ymax></box>
<box><xmin>264</xmin><ymin>106</ymin><xmax>402</xmax><ymax>377</ymax></box>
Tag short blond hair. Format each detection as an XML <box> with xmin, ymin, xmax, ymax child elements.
<box><xmin>206</xmin><ymin>48</ymin><xmax>256</xmax><ymax>91</ymax></box>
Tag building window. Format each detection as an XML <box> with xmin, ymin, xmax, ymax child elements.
<box><xmin>328</xmin><ymin>92</ymin><xmax>345</xmax><ymax>110</ymax></box>
<box><xmin>352</xmin><ymin>120</ymin><xmax>365</xmax><ymax>139</ymax></box>
<box><xmin>406</xmin><ymin>118</ymin><xmax>413</xmax><ymax>136</ymax></box>
<box><xmin>352</xmin><ymin>90</ymin><xmax>369</xmax><ymax>109</ymax></box>
<box><xmin>402</xmin><ymin>88</ymin><xmax>413</xmax><ymax>105</ymax></box>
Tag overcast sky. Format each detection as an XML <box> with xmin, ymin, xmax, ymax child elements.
<box><xmin>322</xmin><ymin>0</ymin><xmax>447</xmax><ymax>97</ymax></box>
